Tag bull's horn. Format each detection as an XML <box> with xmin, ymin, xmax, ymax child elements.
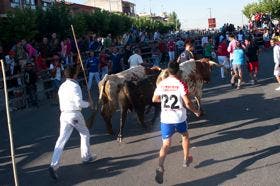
<box><xmin>209</xmin><ymin>61</ymin><xmax>223</xmax><ymax>67</ymax></box>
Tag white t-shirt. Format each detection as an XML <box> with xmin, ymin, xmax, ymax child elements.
<box><xmin>128</xmin><ymin>53</ymin><xmax>143</xmax><ymax>68</ymax></box>
<box><xmin>49</xmin><ymin>64</ymin><xmax>64</xmax><ymax>81</ymax></box>
<box><xmin>154</xmin><ymin>77</ymin><xmax>188</xmax><ymax>124</ymax></box>
<box><xmin>58</xmin><ymin>79</ymin><xmax>89</xmax><ymax>112</ymax></box>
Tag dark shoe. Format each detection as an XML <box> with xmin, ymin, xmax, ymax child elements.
<box><xmin>48</xmin><ymin>166</ymin><xmax>58</xmax><ymax>180</ymax></box>
<box><xmin>231</xmin><ymin>83</ymin><xmax>235</xmax><ymax>88</ymax></box>
<box><xmin>183</xmin><ymin>156</ymin><xmax>193</xmax><ymax>167</ymax></box>
<box><xmin>155</xmin><ymin>166</ymin><xmax>164</xmax><ymax>184</ymax></box>
<box><xmin>82</xmin><ymin>154</ymin><xmax>97</xmax><ymax>164</ymax></box>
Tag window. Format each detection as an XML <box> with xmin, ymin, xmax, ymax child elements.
<box><xmin>24</xmin><ymin>0</ymin><xmax>35</xmax><ymax>5</ymax></box>
<box><xmin>42</xmin><ymin>0</ymin><xmax>53</xmax><ymax>11</ymax></box>
<box><xmin>10</xmin><ymin>0</ymin><xmax>20</xmax><ymax>8</ymax></box>
<box><xmin>23</xmin><ymin>0</ymin><xmax>36</xmax><ymax>9</ymax></box>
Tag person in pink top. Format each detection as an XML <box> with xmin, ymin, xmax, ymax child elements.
<box><xmin>227</xmin><ymin>34</ymin><xmax>237</xmax><ymax>64</ymax></box>
<box><xmin>22</xmin><ymin>39</ymin><xmax>37</xmax><ymax>61</ymax></box>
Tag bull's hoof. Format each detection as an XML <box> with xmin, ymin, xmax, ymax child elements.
<box><xmin>200</xmin><ymin>109</ymin><xmax>205</xmax><ymax>116</ymax></box>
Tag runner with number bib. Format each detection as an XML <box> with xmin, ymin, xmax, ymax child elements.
<box><xmin>152</xmin><ymin>62</ymin><xmax>201</xmax><ymax>184</ymax></box>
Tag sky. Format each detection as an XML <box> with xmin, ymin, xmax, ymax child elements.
<box><xmin>69</xmin><ymin>0</ymin><xmax>258</xmax><ymax>30</ymax></box>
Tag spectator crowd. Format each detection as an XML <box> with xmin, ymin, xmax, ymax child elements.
<box><xmin>1</xmin><ymin>20</ymin><xmax>280</xmax><ymax>111</ymax></box>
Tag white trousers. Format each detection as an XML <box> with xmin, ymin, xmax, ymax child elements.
<box><xmin>218</xmin><ymin>56</ymin><xmax>230</xmax><ymax>78</ymax></box>
<box><xmin>88</xmin><ymin>72</ymin><xmax>100</xmax><ymax>90</ymax></box>
<box><xmin>50</xmin><ymin>111</ymin><xmax>92</xmax><ymax>169</ymax></box>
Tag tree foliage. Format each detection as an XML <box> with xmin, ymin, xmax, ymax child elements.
<box><xmin>243</xmin><ymin>0</ymin><xmax>280</xmax><ymax>19</ymax></box>
<box><xmin>167</xmin><ymin>11</ymin><xmax>181</xmax><ymax>30</ymax></box>
<box><xmin>1</xmin><ymin>8</ymin><xmax>38</xmax><ymax>44</ymax></box>
<box><xmin>0</xmin><ymin>3</ymin><xmax>178</xmax><ymax>47</ymax></box>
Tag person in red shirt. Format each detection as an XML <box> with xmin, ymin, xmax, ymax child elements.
<box><xmin>158</xmin><ymin>39</ymin><xmax>167</xmax><ymax>66</ymax></box>
<box><xmin>167</xmin><ymin>38</ymin><xmax>176</xmax><ymax>62</ymax></box>
<box><xmin>217</xmin><ymin>38</ymin><xmax>230</xmax><ymax>79</ymax></box>
<box><xmin>99</xmin><ymin>48</ymin><xmax>110</xmax><ymax>80</ymax></box>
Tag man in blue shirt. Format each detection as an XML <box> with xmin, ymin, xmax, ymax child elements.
<box><xmin>110</xmin><ymin>47</ymin><xmax>123</xmax><ymax>74</ymax></box>
<box><xmin>231</xmin><ymin>42</ymin><xmax>245</xmax><ymax>89</ymax></box>
<box><xmin>86</xmin><ymin>50</ymin><xmax>100</xmax><ymax>90</ymax></box>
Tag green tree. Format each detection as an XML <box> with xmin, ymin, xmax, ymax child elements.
<box><xmin>167</xmin><ymin>11</ymin><xmax>181</xmax><ymax>30</ymax></box>
<box><xmin>1</xmin><ymin>8</ymin><xmax>38</xmax><ymax>44</ymax></box>
<box><xmin>243</xmin><ymin>0</ymin><xmax>280</xmax><ymax>19</ymax></box>
<box><xmin>71</xmin><ymin>13</ymin><xmax>87</xmax><ymax>37</ymax></box>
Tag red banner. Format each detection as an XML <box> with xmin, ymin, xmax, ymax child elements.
<box><xmin>208</xmin><ymin>18</ymin><xmax>216</xmax><ymax>28</ymax></box>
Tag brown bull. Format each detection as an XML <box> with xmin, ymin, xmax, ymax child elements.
<box><xmin>157</xmin><ymin>59</ymin><xmax>222</xmax><ymax>112</ymax></box>
<box><xmin>98</xmin><ymin>66</ymin><xmax>161</xmax><ymax>141</ymax></box>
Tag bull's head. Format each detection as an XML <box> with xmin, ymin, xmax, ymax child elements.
<box><xmin>199</xmin><ymin>59</ymin><xmax>224</xmax><ymax>83</ymax></box>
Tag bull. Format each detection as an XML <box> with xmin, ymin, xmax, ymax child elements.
<box><xmin>98</xmin><ymin>66</ymin><xmax>161</xmax><ymax>142</ymax></box>
<box><xmin>156</xmin><ymin>59</ymin><xmax>222</xmax><ymax>113</ymax></box>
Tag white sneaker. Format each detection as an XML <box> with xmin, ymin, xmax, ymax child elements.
<box><xmin>275</xmin><ymin>86</ymin><xmax>280</xmax><ymax>91</ymax></box>
<box><xmin>82</xmin><ymin>154</ymin><xmax>97</xmax><ymax>164</ymax></box>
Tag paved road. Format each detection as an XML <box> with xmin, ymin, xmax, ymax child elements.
<box><xmin>1</xmin><ymin>49</ymin><xmax>280</xmax><ymax>186</ymax></box>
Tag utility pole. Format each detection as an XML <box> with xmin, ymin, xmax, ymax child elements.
<box><xmin>208</xmin><ymin>8</ymin><xmax>212</xmax><ymax>18</ymax></box>
<box><xmin>149</xmin><ymin>0</ymin><xmax>152</xmax><ymax>16</ymax></box>
<box><xmin>242</xmin><ymin>12</ymin><xmax>244</xmax><ymax>26</ymax></box>
<box><xmin>108</xmin><ymin>0</ymin><xmax>111</xmax><ymax>12</ymax></box>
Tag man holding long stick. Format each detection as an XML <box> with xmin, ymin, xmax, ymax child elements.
<box><xmin>48</xmin><ymin>66</ymin><xmax>97</xmax><ymax>180</ymax></box>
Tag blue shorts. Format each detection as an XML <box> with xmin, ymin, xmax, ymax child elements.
<box><xmin>161</xmin><ymin>121</ymin><xmax>188</xmax><ymax>140</ymax></box>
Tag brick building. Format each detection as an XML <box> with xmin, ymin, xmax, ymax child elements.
<box><xmin>0</xmin><ymin>0</ymin><xmax>98</xmax><ymax>17</ymax></box>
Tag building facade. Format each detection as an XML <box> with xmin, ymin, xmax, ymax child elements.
<box><xmin>0</xmin><ymin>0</ymin><xmax>54</xmax><ymax>16</ymax></box>
<box><xmin>0</xmin><ymin>0</ymin><xmax>99</xmax><ymax>17</ymax></box>
<box><xmin>84</xmin><ymin>0</ymin><xmax>135</xmax><ymax>16</ymax></box>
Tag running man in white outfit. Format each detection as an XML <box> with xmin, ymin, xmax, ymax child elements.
<box><xmin>48</xmin><ymin>66</ymin><xmax>96</xmax><ymax>180</ymax></box>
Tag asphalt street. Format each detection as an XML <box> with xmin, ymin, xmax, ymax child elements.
<box><xmin>0</xmin><ymin>48</ymin><xmax>280</xmax><ymax>186</ymax></box>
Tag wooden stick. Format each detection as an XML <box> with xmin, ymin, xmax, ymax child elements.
<box><xmin>71</xmin><ymin>25</ymin><xmax>94</xmax><ymax>109</ymax></box>
<box><xmin>0</xmin><ymin>60</ymin><xmax>19</xmax><ymax>186</ymax></box>
<box><xmin>71</xmin><ymin>25</ymin><xmax>97</xmax><ymax>129</ymax></box>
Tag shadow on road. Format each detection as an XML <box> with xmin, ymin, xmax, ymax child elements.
<box><xmin>189</xmin><ymin>92</ymin><xmax>280</xmax><ymax>147</ymax></box>
<box><xmin>174</xmin><ymin>145</ymin><xmax>280</xmax><ymax>186</ymax></box>
<box><xmin>1</xmin><ymin>145</ymin><xmax>183</xmax><ymax>186</ymax></box>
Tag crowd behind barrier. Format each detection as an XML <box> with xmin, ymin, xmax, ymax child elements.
<box><xmin>1</xmin><ymin>21</ymin><xmax>280</xmax><ymax>111</ymax></box>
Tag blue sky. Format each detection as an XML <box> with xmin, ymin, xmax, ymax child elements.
<box><xmin>69</xmin><ymin>0</ymin><xmax>257</xmax><ymax>29</ymax></box>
